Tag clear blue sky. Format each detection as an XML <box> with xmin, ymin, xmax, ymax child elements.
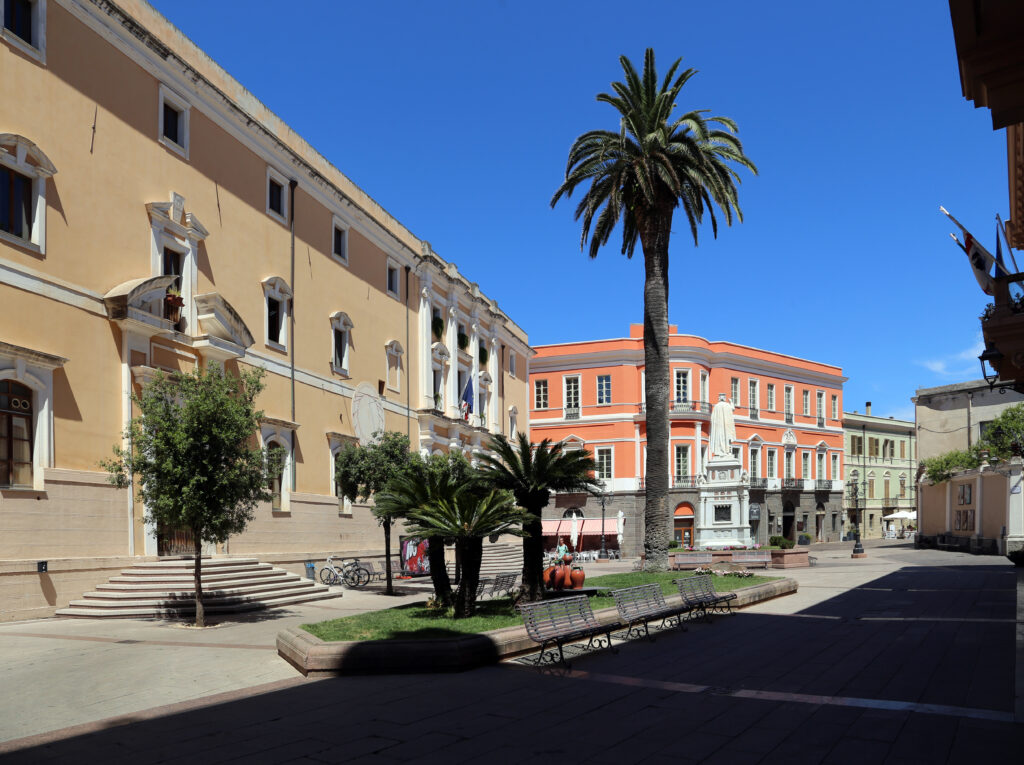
<box><xmin>149</xmin><ymin>0</ymin><xmax>1008</xmax><ymax>421</ymax></box>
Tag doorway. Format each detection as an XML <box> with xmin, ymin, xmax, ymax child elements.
<box><xmin>782</xmin><ymin>501</ymin><xmax>796</xmax><ymax>540</ymax></box>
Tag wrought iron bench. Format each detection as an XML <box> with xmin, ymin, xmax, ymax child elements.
<box><xmin>671</xmin><ymin>552</ymin><xmax>713</xmax><ymax>570</ymax></box>
<box><xmin>518</xmin><ymin>595</ymin><xmax>620</xmax><ymax>667</ymax></box>
<box><xmin>674</xmin><ymin>576</ymin><xmax>737</xmax><ymax>622</ymax></box>
<box><xmin>731</xmin><ymin>550</ymin><xmax>771</xmax><ymax>569</ymax></box>
<box><xmin>610</xmin><ymin>583</ymin><xmax>690</xmax><ymax>640</ymax></box>
<box><xmin>476</xmin><ymin>570</ymin><xmax>519</xmax><ymax>600</ymax></box>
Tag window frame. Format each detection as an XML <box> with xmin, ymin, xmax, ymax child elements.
<box><xmin>766</xmin><ymin>448</ymin><xmax>777</xmax><ymax>478</ymax></box>
<box><xmin>329</xmin><ymin>311</ymin><xmax>353</xmax><ymax>377</ymax></box>
<box><xmin>509</xmin><ymin>351</ymin><xmax>517</xmax><ymax>378</ymax></box>
<box><xmin>831</xmin><ymin>394</ymin><xmax>838</xmax><ymax>420</ymax></box>
<box><xmin>730</xmin><ymin>377</ymin><xmax>740</xmax><ymax>405</ymax></box>
<box><xmin>0</xmin><ymin>133</ymin><xmax>56</xmax><ymax>255</ymax></box>
<box><xmin>674</xmin><ymin>369</ymin><xmax>690</xmax><ymax>403</ymax></box>
<box><xmin>0</xmin><ymin>380</ymin><xmax>33</xmax><ymax>489</ymax></box>
<box><xmin>802</xmin><ymin>389</ymin><xmax>810</xmax><ymax>416</ymax></box>
<box><xmin>386</xmin><ymin>260</ymin><xmax>401</xmax><ymax>299</ymax></box>
<box><xmin>158</xmin><ymin>84</ymin><xmax>190</xmax><ymax>159</ymax></box>
<box><xmin>595</xmin><ymin>446</ymin><xmax>613</xmax><ymax>480</ymax></box>
<box><xmin>331</xmin><ymin>215</ymin><xmax>349</xmax><ymax>266</ymax></box>
<box><xmin>766</xmin><ymin>384</ymin><xmax>776</xmax><ymax>411</ymax></box>
<box><xmin>534</xmin><ymin>379</ymin><xmax>548</xmax><ymax>410</ymax></box>
<box><xmin>674</xmin><ymin>443</ymin><xmax>690</xmax><ymax>478</ymax></box>
<box><xmin>563</xmin><ymin>374</ymin><xmax>581</xmax><ymax>413</ymax></box>
<box><xmin>597</xmin><ymin>373</ymin><xmax>612</xmax><ymax>405</ymax></box>
<box><xmin>265</xmin><ymin>165</ymin><xmax>289</xmax><ymax>223</ymax></box>
<box><xmin>385</xmin><ymin>340</ymin><xmax>404</xmax><ymax>393</ymax></box>
<box><xmin>261</xmin><ymin>276</ymin><xmax>292</xmax><ymax>352</ymax></box>
<box><xmin>1</xmin><ymin>0</ymin><xmax>45</xmax><ymax>63</ymax></box>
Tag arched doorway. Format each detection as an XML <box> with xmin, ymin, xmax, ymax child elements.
<box><xmin>815</xmin><ymin>502</ymin><xmax>825</xmax><ymax>542</ymax></box>
<box><xmin>674</xmin><ymin>503</ymin><xmax>694</xmax><ymax>547</ymax></box>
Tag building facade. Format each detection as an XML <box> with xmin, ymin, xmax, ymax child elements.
<box><xmin>841</xmin><ymin>406</ymin><xmax>916</xmax><ymax>539</ymax></box>
<box><xmin>914</xmin><ymin>379</ymin><xmax>1024</xmax><ymax>553</ymax></box>
<box><xmin>530</xmin><ymin>325</ymin><xmax>846</xmax><ymax>555</ymax></box>
<box><xmin>0</xmin><ymin>0</ymin><xmax>529</xmax><ymax>620</ymax></box>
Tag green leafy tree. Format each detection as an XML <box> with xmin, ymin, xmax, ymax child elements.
<box><xmin>551</xmin><ymin>49</ymin><xmax>756</xmax><ymax>570</ymax></box>
<box><xmin>334</xmin><ymin>431</ymin><xmax>415</xmax><ymax>595</ymax></box>
<box><xmin>103</xmin><ymin>364</ymin><xmax>274</xmax><ymax>627</ymax></box>
<box><xmin>978</xmin><ymin>403</ymin><xmax>1024</xmax><ymax>459</ymax></box>
<box><xmin>476</xmin><ymin>433</ymin><xmax>599</xmax><ymax>602</ymax></box>
<box><xmin>399</xmin><ymin>483</ymin><xmax>527</xmax><ymax>617</ymax></box>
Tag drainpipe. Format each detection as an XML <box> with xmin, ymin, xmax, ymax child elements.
<box><xmin>404</xmin><ymin>265</ymin><xmax>411</xmax><ymax>442</ymax></box>
<box><xmin>289</xmin><ymin>179</ymin><xmax>297</xmax><ymax>426</ymax></box>
<box><xmin>966</xmin><ymin>391</ymin><xmax>973</xmax><ymax>449</ymax></box>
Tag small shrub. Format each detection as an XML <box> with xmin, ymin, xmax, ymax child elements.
<box><xmin>431</xmin><ymin>315</ymin><xmax>444</xmax><ymax>341</ymax></box>
<box><xmin>694</xmin><ymin>566</ymin><xmax>715</xmax><ymax>576</ymax></box>
<box><xmin>769</xmin><ymin>535</ymin><xmax>795</xmax><ymax>550</ymax></box>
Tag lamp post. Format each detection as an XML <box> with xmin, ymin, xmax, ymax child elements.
<box><xmin>598</xmin><ymin>484</ymin><xmax>609</xmax><ymax>560</ymax></box>
<box><xmin>851</xmin><ymin>422</ymin><xmax>868</xmax><ymax>558</ymax></box>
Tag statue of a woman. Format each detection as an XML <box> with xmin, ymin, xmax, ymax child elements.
<box><xmin>709</xmin><ymin>394</ymin><xmax>736</xmax><ymax>458</ymax></box>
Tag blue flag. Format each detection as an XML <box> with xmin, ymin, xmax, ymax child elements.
<box><xmin>459</xmin><ymin>376</ymin><xmax>474</xmax><ymax>420</ymax></box>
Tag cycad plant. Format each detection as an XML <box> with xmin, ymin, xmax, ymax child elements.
<box><xmin>476</xmin><ymin>433</ymin><xmax>599</xmax><ymax>601</ymax></box>
<box><xmin>551</xmin><ymin>49</ymin><xmax>756</xmax><ymax>570</ymax></box>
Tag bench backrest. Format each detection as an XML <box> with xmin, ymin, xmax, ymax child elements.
<box><xmin>494</xmin><ymin>571</ymin><xmax>518</xmax><ymax>591</ymax></box>
<box><xmin>674</xmin><ymin>552</ymin><xmax>712</xmax><ymax>565</ymax></box>
<box><xmin>611</xmin><ymin>583</ymin><xmax>668</xmax><ymax>620</ymax></box>
<box><xmin>518</xmin><ymin>596</ymin><xmax>599</xmax><ymax>641</ymax></box>
<box><xmin>675</xmin><ymin>576</ymin><xmax>718</xmax><ymax>606</ymax></box>
<box><xmin>731</xmin><ymin>551</ymin><xmax>770</xmax><ymax>562</ymax></box>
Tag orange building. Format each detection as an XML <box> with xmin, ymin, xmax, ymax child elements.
<box><xmin>531</xmin><ymin>325</ymin><xmax>846</xmax><ymax>554</ymax></box>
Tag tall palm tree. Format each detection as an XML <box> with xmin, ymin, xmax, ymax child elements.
<box><xmin>477</xmin><ymin>433</ymin><xmax>599</xmax><ymax>601</ymax></box>
<box><xmin>401</xmin><ymin>484</ymin><xmax>527</xmax><ymax>618</ymax></box>
<box><xmin>551</xmin><ymin>49</ymin><xmax>756</xmax><ymax>571</ymax></box>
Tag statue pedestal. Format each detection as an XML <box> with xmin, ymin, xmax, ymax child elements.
<box><xmin>696</xmin><ymin>455</ymin><xmax>751</xmax><ymax>549</ymax></box>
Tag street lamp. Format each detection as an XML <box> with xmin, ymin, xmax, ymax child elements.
<box><xmin>598</xmin><ymin>483</ymin><xmax>609</xmax><ymax>559</ymax></box>
<box><xmin>979</xmin><ymin>344</ymin><xmax>1003</xmax><ymax>389</ymax></box>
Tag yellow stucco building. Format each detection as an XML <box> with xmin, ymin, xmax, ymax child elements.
<box><xmin>0</xmin><ymin>0</ymin><xmax>530</xmax><ymax>620</ymax></box>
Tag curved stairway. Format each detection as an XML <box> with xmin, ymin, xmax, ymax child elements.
<box><xmin>55</xmin><ymin>558</ymin><xmax>339</xmax><ymax>618</ymax></box>
<box><xmin>446</xmin><ymin>542</ymin><xmax>524</xmax><ymax>578</ymax></box>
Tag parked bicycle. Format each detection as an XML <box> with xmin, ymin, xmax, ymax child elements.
<box><xmin>319</xmin><ymin>556</ymin><xmax>371</xmax><ymax>588</ymax></box>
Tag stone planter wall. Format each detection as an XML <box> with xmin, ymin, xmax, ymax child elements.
<box><xmin>770</xmin><ymin>548</ymin><xmax>810</xmax><ymax>568</ymax></box>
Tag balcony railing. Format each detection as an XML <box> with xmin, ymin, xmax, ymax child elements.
<box><xmin>673</xmin><ymin>474</ymin><xmax>698</xmax><ymax>488</ymax></box>
<box><xmin>782</xmin><ymin>477</ymin><xmax>802</xmax><ymax>490</ymax></box>
<box><xmin>817</xmin><ymin>416</ymin><xmax>825</xmax><ymax>427</ymax></box>
<box><xmin>749</xmin><ymin>406</ymin><xmax>759</xmax><ymax>420</ymax></box>
<box><xmin>815</xmin><ymin>479</ymin><xmax>833</xmax><ymax>491</ymax></box>
<box><xmin>749</xmin><ymin>477</ymin><xmax>768</xmax><ymax>489</ymax></box>
<box><xmin>638</xmin><ymin>401</ymin><xmax>712</xmax><ymax>416</ymax></box>
<box><xmin>784</xmin><ymin>411</ymin><xmax>794</xmax><ymax>424</ymax></box>
<box><xmin>565</xmin><ymin>407</ymin><xmax>580</xmax><ymax>420</ymax></box>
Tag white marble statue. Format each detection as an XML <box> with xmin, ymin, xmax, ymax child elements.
<box><xmin>709</xmin><ymin>393</ymin><xmax>736</xmax><ymax>458</ymax></box>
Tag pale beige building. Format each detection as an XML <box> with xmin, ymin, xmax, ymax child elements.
<box><xmin>0</xmin><ymin>0</ymin><xmax>529</xmax><ymax>620</ymax></box>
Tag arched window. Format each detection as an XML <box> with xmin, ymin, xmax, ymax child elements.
<box><xmin>562</xmin><ymin>508</ymin><xmax>584</xmax><ymax>519</ymax></box>
<box><xmin>0</xmin><ymin>134</ymin><xmax>57</xmax><ymax>254</ymax></box>
<box><xmin>0</xmin><ymin>381</ymin><xmax>33</xmax><ymax>488</ymax></box>
<box><xmin>265</xmin><ymin>438</ymin><xmax>286</xmax><ymax>512</ymax></box>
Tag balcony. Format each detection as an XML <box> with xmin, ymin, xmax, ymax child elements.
<box><xmin>673</xmin><ymin>474</ymin><xmax>698</xmax><ymax>488</ymax></box>
<box><xmin>749</xmin><ymin>406</ymin><xmax>759</xmax><ymax>420</ymax></box>
<box><xmin>784</xmin><ymin>411</ymin><xmax>794</xmax><ymax>424</ymax></box>
<box><xmin>637</xmin><ymin>401</ymin><xmax>712</xmax><ymax>417</ymax></box>
<box><xmin>749</xmin><ymin>477</ymin><xmax>768</xmax><ymax>489</ymax></box>
<box><xmin>815</xmin><ymin>479</ymin><xmax>833</xmax><ymax>491</ymax></box>
<box><xmin>782</xmin><ymin>477</ymin><xmax>802</xmax><ymax>490</ymax></box>
<box><xmin>817</xmin><ymin>416</ymin><xmax>825</xmax><ymax>428</ymax></box>
<box><xmin>565</xmin><ymin>407</ymin><xmax>580</xmax><ymax>420</ymax></box>
<box><xmin>980</xmin><ymin>273</ymin><xmax>1024</xmax><ymax>386</ymax></box>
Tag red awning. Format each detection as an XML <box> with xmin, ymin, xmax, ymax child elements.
<box><xmin>541</xmin><ymin>519</ymin><xmax>564</xmax><ymax>536</ymax></box>
<box><xmin>674</xmin><ymin>504</ymin><xmax>694</xmax><ymax>517</ymax></box>
<box><xmin>580</xmin><ymin>519</ymin><xmax>618</xmax><ymax>535</ymax></box>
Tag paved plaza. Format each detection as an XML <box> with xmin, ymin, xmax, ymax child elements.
<box><xmin>0</xmin><ymin>540</ymin><xmax>1021</xmax><ymax>763</ymax></box>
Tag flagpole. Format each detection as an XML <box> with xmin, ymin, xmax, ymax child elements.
<box><xmin>996</xmin><ymin>213</ymin><xmax>1020</xmax><ymax>273</ymax></box>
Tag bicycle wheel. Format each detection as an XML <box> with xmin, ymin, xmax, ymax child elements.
<box><xmin>342</xmin><ymin>567</ymin><xmax>362</xmax><ymax>588</ymax></box>
<box><xmin>356</xmin><ymin>566</ymin><xmax>371</xmax><ymax>586</ymax></box>
<box><xmin>320</xmin><ymin>567</ymin><xmax>340</xmax><ymax>585</ymax></box>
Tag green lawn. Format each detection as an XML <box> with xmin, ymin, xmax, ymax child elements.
<box><xmin>302</xmin><ymin>570</ymin><xmax>780</xmax><ymax>643</ymax></box>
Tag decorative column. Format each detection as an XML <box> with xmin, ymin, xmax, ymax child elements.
<box><xmin>446</xmin><ymin>304</ymin><xmax>459</xmax><ymax>418</ymax></box>
<box><xmin>469</xmin><ymin>317</ymin><xmax>480</xmax><ymax>427</ymax></box>
<box><xmin>488</xmin><ymin>336</ymin><xmax>499</xmax><ymax>433</ymax></box>
<box><xmin>975</xmin><ymin>470</ymin><xmax>984</xmax><ymax>544</ymax></box>
<box><xmin>419</xmin><ymin>279</ymin><xmax>433</xmax><ymax>409</ymax></box>
<box><xmin>1005</xmin><ymin>457</ymin><xmax>1024</xmax><ymax>555</ymax></box>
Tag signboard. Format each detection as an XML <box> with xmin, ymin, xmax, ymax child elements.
<box><xmin>399</xmin><ymin>536</ymin><xmax>430</xmax><ymax>576</ymax></box>
<box><xmin>749</xmin><ymin>503</ymin><xmax>761</xmax><ymax>520</ymax></box>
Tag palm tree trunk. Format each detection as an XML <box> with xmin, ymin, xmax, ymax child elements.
<box><xmin>453</xmin><ymin>537</ymin><xmax>483</xmax><ymax>618</ymax></box>
<box><xmin>383</xmin><ymin>520</ymin><xmax>394</xmax><ymax>595</ymax></box>
<box><xmin>639</xmin><ymin>203</ymin><xmax>674</xmax><ymax>571</ymax></box>
<box><xmin>427</xmin><ymin>535</ymin><xmax>453</xmax><ymax>607</ymax></box>
<box><xmin>193</xmin><ymin>534</ymin><xmax>205</xmax><ymax>628</ymax></box>
<box><xmin>519</xmin><ymin>514</ymin><xmax>545</xmax><ymax>602</ymax></box>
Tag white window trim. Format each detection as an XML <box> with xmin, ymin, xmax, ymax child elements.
<box><xmin>730</xmin><ymin>377</ymin><xmax>740</xmax><ymax>405</ymax></box>
<box><xmin>0</xmin><ymin>348</ymin><xmax>62</xmax><ymax>491</ymax></box>
<box><xmin>816</xmin><ymin>390</ymin><xmax>825</xmax><ymax>416</ymax></box>
<box><xmin>784</xmin><ymin>385</ymin><xmax>794</xmax><ymax>412</ymax></box>
<box><xmin>831</xmin><ymin>395</ymin><xmax>839</xmax><ymax>420</ymax></box>
<box><xmin>328</xmin><ymin>435</ymin><xmax>355</xmax><ymax>516</ymax></box>
<box><xmin>563</xmin><ymin>374</ymin><xmax>581</xmax><ymax>411</ymax></box>
<box><xmin>265</xmin><ymin>165</ymin><xmax>289</xmax><ymax>223</ymax></box>
<box><xmin>261</xmin><ymin>276</ymin><xmax>292</xmax><ymax>351</ymax></box>
<box><xmin>329</xmin><ymin>311</ymin><xmax>353</xmax><ymax>377</ymax></box>
<box><xmin>158</xmin><ymin>84</ymin><xmax>190</xmax><ymax>159</ymax></box>
<box><xmin>748</xmin><ymin>378</ymin><xmax>759</xmax><ymax>409</ymax></box>
<box><xmin>802</xmin><ymin>389</ymin><xmax>810</xmax><ymax>416</ymax></box>
<box><xmin>766</xmin><ymin>384</ymin><xmax>776</xmax><ymax>411</ymax></box>
<box><xmin>534</xmin><ymin>379</ymin><xmax>548</xmax><ymax>410</ymax></box>
<box><xmin>597</xmin><ymin>373</ymin><xmax>612</xmax><ymax>405</ymax></box>
<box><xmin>675</xmin><ymin>443</ymin><xmax>690</xmax><ymax>476</ymax></box>
<box><xmin>673</xmin><ymin>368</ymin><xmax>690</xmax><ymax>403</ymax></box>
<box><xmin>831</xmin><ymin>453</ymin><xmax>839</xmax><ymax>480</ymax></box>
<box><xmin>0</xmin><ymin>133</ymin><xmax>57</xmax><ymax>255</ymax></box>
<box><xmin>331</xmin><ymin>214</ymin><xmax>349</xmax><ymax>266</ymax></box>
<box><xmin>260</xmin><ymin>424</ymin><xmax>294</xmax><ymax>513</ymax></box>
<box><xmin>386</xmin><ymin>259</ymin><xmax>401</xmax><ymax>299</ymax></box>
<box><xmin>596</xmin><ymin>446</ymin><xmax>614</xmax><ymax>481</ymax></box>
<box><xmin>766</xmin><ymin>448</ymin><xmax>777</xmax><ymax>478</ymax></box>
<box><xmin>749</xmin><ymin>446</ymin><xmax>760</xmax><ymax>478</ymax></box>
<box><xmin>699</xmin><ymin>371</ymin><xmax>708</xmax><ymax>403</ymax></box>
<box><xmin>509</xmin><ymin>351</ymin><xmax>517</xmax><ymax>378</ymax></box>
<box><xmin>0</xmin><ymin>0</ymin><xmax>45</xmax><ymax>64</ymax></box>
<box><xmin>385</xmin><ymin>339</ymin><xmax>404</xmax><ymax>393</ymax></box>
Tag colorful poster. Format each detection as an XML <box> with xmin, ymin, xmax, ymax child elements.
<box><xmin>400</xmin><ymin>537</ymin><xmax>430</xmax><ymax>576</ymax></box>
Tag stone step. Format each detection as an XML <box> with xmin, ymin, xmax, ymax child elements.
<box><xmin>110</xmin><ymin>569</ymin><xmax>288</xmax><ymax>585</ymax></box>
<box><xmin>117</xmin><ymin>562</ymin><xmax>275</xmax><ymax>577</ymax></box>
<box><xmin>96</xmin><ymin>573</ymin><xmax>299</xmax><ymax>592</ymax></box>
<box><xmin>55</xmin><ymin>588</ymin><xmax>339</xmax><ymax>618</ymax></box>
<box><xmin>129</xmin><ymin>557</ymin><xmax>263</xmax><ymax>569</ymax></box>
<box><xmin>83</xmin><ymin>579</ymin><xmax>317</xmax><ymax>601</ymax></box>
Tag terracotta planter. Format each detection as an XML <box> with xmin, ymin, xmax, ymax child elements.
<box><xmin>569</xmin><ymin>567</ymin><xmax>585</xmax><ymax>590</ymax></box>
<box><xmin>562</xmin><ymin>554</ymin><xmax>573</xmax><ymax>564</ymax></box>
<box><xmin>542</xmin><ymin>565</ymin><xmax>556</xmax><ymax>589</ymax></box>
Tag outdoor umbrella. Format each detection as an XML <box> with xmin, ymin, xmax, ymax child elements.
<box><xmin>616</xmin><ymin>510</ymin><xmax>624</xmax><ymax>546</ymax></box>
<box><xmin>570</xmin><ymin>514</ymin><xmax>579</xmax><ymax>550</ymax></box>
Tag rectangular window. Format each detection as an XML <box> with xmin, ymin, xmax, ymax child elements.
<box><xmin>268</xmin><ymin>178</ymin><xmax>283</xmax><ymax>215</ymax></box>
<box><xmin>332</xmin><ymin>221</ymin><xmax>348</xmax><ymax>264</ymax></box>
<box><xmin>748</xmin><ymin>380</ymin><xmax>758</xmax><ymax>408</ymax></box>
<box><xmin>267</xmin><ymin>297</ymin><xmax>282</xmax><ymax>344</ymax></box>
<box><xmin>816</xmin><ymin>391</ymin><xmax>824</xmax><ymax>415</ymax></box>
<box><xmin>509</xmin><ymin>352</ymin><xmax>517</xmax><ymax>378</ymax></box>
<box><xmin>564</xmin><ymin>376</ymin><xmax>580</xmax><ymax>410</ymax></box>
<box><xmin>534</xmin><ymin>379</ymin><xmax>548</xmax><ymax>409</ymax></box>
<box><xmin>831</xmin><ymin>454</ymin><xmax>839</xmax><ymax>479</ymax></box>
<box><xmin>730</xmin><ymin>377</ymin><xmax>740</xmax><ymax>404</ymax></box>
<box><xmin>767</xmin><ymin>384</ymin><xmax>776</xmax><ymax>411</ymax></box>
<box><xmin>714</xmin><ymin>505</ymin><xmax>732</xmax><ymax>523</ymax></box>
<box><xmin>750</xmin><ymin>448</ymin><xmax>759</xmax><ymax>477</ymax></box>
<box><xmin>817</xmin><ymin>452</ymin><xmax>825</xmax><ymax>479</ymax></box>
<box><xmin>674</xmin><ymin>444</ymin><xmax>690</xmax><ymax>478</ymax></box>
<box><xmin>674</xmin><ymin>370</ymin><xmax>688</xmax><ymax>402</ymax></box>
<box><xmin>900</xmin><ymin>441</ymin><xmax>906</xmax><ymax>459</ymax></box>
<box><xmin>784</xmin><ymin>386</ymin><xmax>793</xmax><ymax>413</ymax></box>
<box><xmin>162</xmin><ymin>102</ymin><xmax>181</xmax><ymax>145</ymax></box>
<box><xmin>802</xmin><ymin>390</ymin><xmax>810</xmax><ymax>415</ymax></box>
<box><xmin>868</xmin><ymin>438</ymin><xmax>879</xmax><ymax>457</ymax></box>
<box><xmin>785</xmin><ymin>451</ymin><xmax>794</xmax><ymax>479</ymax></box>
<box><xmin>831</xmin><ymin>394</ymin><xmax>838</xmax><ymax>420</ymax></box>
<box><xmin>333</xmin><ymin>328</ymin><xmax>347</xmax><ymax>369</ymax></box>
<box><xmin>387</xmin><ymin>264</ymin><xmax>400</xmax><ymax>297</ymax></box>
<box><xmin>596</xmin><ymin>447</ymin><xmax>612</xmax><ymax>480</ymax></box>
<box><xmin>767</xmin><ymin>449</ymin><xmax>777</xmax><ymax>478</ymax></box>
<box><xmin>802</xmin><ymin>452</ymin><xmax>810</xmax><ymax>478</ymax></box>
<box><xmin>850</xmin><ymin>435</ymin><xmax>862</xmax><ymax>456</ymax></box>
<box><xmin>0</xmin><ymin>166</ymin><xmax>33</xmax><ymax>241</ymax></box>
<box><xmin>700</xmin><ymin>372</ymin><xmax>708</xmax><ymax>403</ymax></box>
<box><xmin>597</xmin><ymin>374</ymin><xmax>612</xmax><ymax>405</ymax></box>
<box><xmin>868</xmin><ymin>480</ymin><xmax>875</xmax><ymax>499</ymax></box>
<box><xmin>4</xmin><ymin>0</ymin><xmax>33</xmax><ymax>46</ymax></box>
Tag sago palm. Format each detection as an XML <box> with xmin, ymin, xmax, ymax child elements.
<box><xmin>551</xmin><ymin>48</ymin><xmax>756</xmax><ymax>570</ymax></box>
<box><xmin>476</xmin><ymin>432</ymin><xmax>599</xmax><ymax>601</ymax></box>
